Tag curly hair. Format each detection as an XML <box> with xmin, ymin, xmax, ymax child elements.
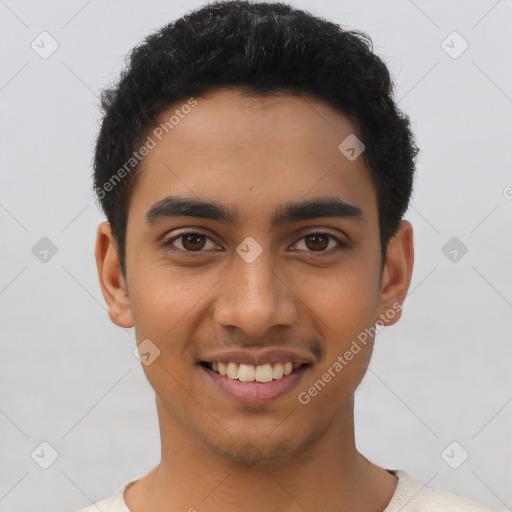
<box><xmin>92</xmin><ymin>0</ymin><xmax>418</xmax><ymax>278</ymax></box>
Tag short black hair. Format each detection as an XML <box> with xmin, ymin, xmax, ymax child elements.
<box><xmin>93</xmin><ymin>0</ymin><xmax>418</xmax><ymax>279</ymax></box>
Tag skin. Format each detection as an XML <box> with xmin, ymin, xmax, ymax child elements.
<box><xmin>96</xmin><ymin>88</ymin><xmax>414</xmax><ymax>511</ymax></box>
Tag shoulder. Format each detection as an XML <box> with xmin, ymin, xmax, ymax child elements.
<box><xmin>74</xmin><ymin>479</ymin><xmax>136</xmax><ymax>512</ymax></box>
<box><xmin>385</xmin><ymin>470</ymin><xmax>502</xmax><ymax>512</ymax></box>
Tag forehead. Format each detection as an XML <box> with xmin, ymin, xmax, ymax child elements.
<box><xmin>128</xmin><ymin>88</ymin><xmax>376</xmax><ymax>228</ymax></box>
<box><xmin>149</xmin><ymin>89</ymin><xmax>361</xmax><ymax>166</ymax></box>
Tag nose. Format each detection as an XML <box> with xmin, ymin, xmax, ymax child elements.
<box><xmin>213</xmin><ymin>245</ymin><xmax>298</xmax><ymax>338</ymax></box>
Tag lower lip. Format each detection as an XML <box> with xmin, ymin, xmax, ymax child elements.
<box><xmin>200</xmin><ymin>364</ymin><xmax>311</xmax><ymax>404</ymax></box>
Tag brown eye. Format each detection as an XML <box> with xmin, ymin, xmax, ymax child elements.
<box><xmin>291</xmin><ymin>232</ymin><xmax>346</xmax><ymax>254</ymax></box>
<box><xmin>181</xmin><ymin>233</ymin><xmax>206</xmax><ymax>251</ymax></box>
<box><xmin>163</xmin><ymin>231</ymin><xmax>218</xmax><ymax>253</ymax></box>
<box><xmin>304</xmin><ymin>233</ymin><xmax>329</xmax><ymax>251</ymax></box>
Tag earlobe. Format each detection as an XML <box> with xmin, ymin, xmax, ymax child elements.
<box><xmin>377</xmin><ymin>220</ymin><xmax>414</xmax><ymax>327</ymax></box>
<box><xmin>95</xmin><ymin>221</ymin><xmax>134</xmax><ymax>328</ymax></box>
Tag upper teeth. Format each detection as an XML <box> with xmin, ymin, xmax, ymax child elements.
<box><xmin>210</xmin><ymin>361</ymin><xmax>302</xmax><ymax>382</ymax></box>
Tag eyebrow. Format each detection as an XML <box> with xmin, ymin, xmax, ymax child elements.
<box><xmin>145</xmin><ymin>195</ymin><xmax>364</xmax><ymax>228</ymax></box>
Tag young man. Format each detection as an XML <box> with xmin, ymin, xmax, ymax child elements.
<box><xmin>82</xmin><ymin>1</ymin><xmax>499</xmax><ymax>510</ymax></box>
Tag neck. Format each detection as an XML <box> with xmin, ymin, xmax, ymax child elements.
<box><xmin>125</xmin><ymin>395</ymin><xmax>397</xmax><ymax>512</ymax></box>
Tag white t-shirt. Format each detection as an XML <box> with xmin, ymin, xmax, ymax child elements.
<box><xmin>77</xmin><ymin>469</ymin><xmax>501</xmax><ymax>511</ymax></box>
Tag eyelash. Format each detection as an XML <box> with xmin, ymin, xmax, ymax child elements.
<box><xmin>162</xmin><ymin>229</ymin><xmax>347</xmax><ymax>256</ymax></box>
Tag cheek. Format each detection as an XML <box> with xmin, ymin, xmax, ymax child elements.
<box><xmin>131</xmin><ymin>264</ymin><xmax>212</xmax><ymax>322</ymax></box>
<box><xmin>295</xmin><ymin>262</ymin><xmax>380</xmax><ymax>340</ymax></box>
<box><xmin>128</xmin><ymin>268</ymin><xmax>213</xmax><ymax>409</ymax></box>
<box><xmin>128</xmin><ymin>264</ymin><xmax>221</xmax><ymax>361</ymax></box>
<box><xmin>293</xmin><ymin>270</ymin><xmax>378</xmax><ymax>412</ymax></box>
<box><xmin>292</xmin><ymin>258</ymin><xmax>380</xmax><ymax>400</ymax></box>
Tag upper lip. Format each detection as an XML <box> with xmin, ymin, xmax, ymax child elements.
<box><xmin>199</xmin><ymin>348</ymin><xmax>315</xmax><ymax>367</ymax></box>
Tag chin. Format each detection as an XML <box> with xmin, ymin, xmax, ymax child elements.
<box><xmin>202</xmin><ymin>425</ymin><xmax>323</xmax><ymax>466</ymax></box>
<box><xmin>214</xmin><ymin>439</ymin><xmax>298</xmax><ymax>465</ymax></box>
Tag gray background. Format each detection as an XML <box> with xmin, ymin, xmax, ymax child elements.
<box><xmin>0</xmin><ymin>0</ymin><xmax>511</xmax><ymax>510</ymax></box>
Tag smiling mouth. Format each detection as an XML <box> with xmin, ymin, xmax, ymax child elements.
<box><xmin>200</xmin><ymin>361</ymin><xmax>309</xmax><ymax>383</ymax></box>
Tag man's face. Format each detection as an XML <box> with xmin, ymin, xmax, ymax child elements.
<box><xmin>111</xmin><ymin>89</ymin><xmax>390</xmax><ymax>463</ymax></box>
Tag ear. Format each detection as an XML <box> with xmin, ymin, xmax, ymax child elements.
<box><xmin>377</xmin><ymin>220</ymin><xmax>414</xmax><ymax>326</ymax></box>
<box><xmin>95</xmin><ymin>221</ymin><xmax>134</xmax><ymax>328</ymax></box>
